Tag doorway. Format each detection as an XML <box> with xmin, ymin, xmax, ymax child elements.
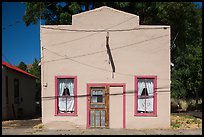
<box><xmin>87</xmin><ymin>83</ymin><xmax>126</xmax><ymax>129</ymax></box>
<box><xmin>88</xmin><ymin>86</ymin><xmax>109</xmax><ymax>128</ymax></box>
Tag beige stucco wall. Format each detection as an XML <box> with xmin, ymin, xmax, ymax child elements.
<box><xmin>40</xmin><ymin>6</ymin><xmax>170</xmax><ymax>129</ymax></box>
<box><xmin>2</xmin><ymin>66</ymin><xmax>36</xmax><ymax>120</ymax></box>
<box><xmin>109</xmin><ymin>87</ymin><xmax>123</xmax><ymax>129</ymax></box>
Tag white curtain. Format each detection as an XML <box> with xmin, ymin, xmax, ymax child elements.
<box><xmin>145</xmin><ymin>79</ymin><xmax>154</xmax><ymax>112</ymax></box>
<box><xmin>58</xmin><ymin>79</ymin><xmax>74</xmax><ymax>112</ymax></box>
<box><xmin>138</xmin><ymin>79</ymin><xmax>146</xmax><ymax>112</ymax></box>
<box><xmin>137</xmin><ymin>79</ymin><xmax>154</xmax><ymax>112</ymax></box>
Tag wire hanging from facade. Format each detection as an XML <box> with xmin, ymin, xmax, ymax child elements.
<box><xmin>41</xmin><ymin>26</ymin><xmax>169</xmax><ymax>32</ymax></box>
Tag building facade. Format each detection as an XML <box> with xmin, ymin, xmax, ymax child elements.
<box><xmin>40</xmin><ymin>6</ymin><xmax>171</xmax><ymax>129</ymax></box>
<box><xmin>2</xmin><ymin>61</ymin><xmax>37</xmax><ymax>120</ymax></box>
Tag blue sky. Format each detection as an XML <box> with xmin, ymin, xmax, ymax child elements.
<box><xmin>2</xmin><ymin>2</ymin><xmax>202</xmax><ymax>66</ymax></box>
<box><xmin>2</xmin><ymin>2</ymin><xmax>41</xmax><ymax>66</ymax></box>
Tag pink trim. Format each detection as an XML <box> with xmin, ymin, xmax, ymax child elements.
<box><xmin>54</xmin><ymin>113</ymin><xmax>77</xmax><ymax>116</ymax></box>
<box><xmin>54</xmin><ymin>76</ymin><xmax>78</xmax><ymax>116</ymax></box>
<box><xmin>86</xmin><ymin>83</ymin><xmax>126</xmax><ymax>128</ymax></box>
<box><xmin>86</xmin><ymin>84</ymin><xmax>90</xmax><ymax>128</ymax></box>
<box><xmin>55</xmin><ymin>76</ymin><xmax>58</xmax><ymax>115</ymax></box>
<box><xmin>134</xmin><ymin>75</ymin><xmax>157</xmax><ymax>117</ymax></box>
<box><xmin>123</xmin><ymin>84</ymin><xmax>126</xmax><ymax>128</ymax></box>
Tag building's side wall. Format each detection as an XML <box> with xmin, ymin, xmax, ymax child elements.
<box><xmin>41</xmin><ymin>9</ymin><xmax>170</xmax><ymax>129</ymax></box>
<box><xmin>2</xmin><ymin>67</ymin><xmax>36</xmax><ymax>120</ymax></box>
<box><xmin>2</xmin><ymin>66</ymin><xmax>7</xmax><ymax>120</ymax></box>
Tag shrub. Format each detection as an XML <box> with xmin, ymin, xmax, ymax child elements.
<box><xmin>178</xmin><ymin>99</ymin><xmax>188</xmax><ymax>111</ymax></box>
<box><xmin>171</xmin><ymin>98</ymin><xmax>179</xmax><ymax>113</ymax></box>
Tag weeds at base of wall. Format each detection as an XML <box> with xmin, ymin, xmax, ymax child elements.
<box><xmin>170</xmin><ymin>115</ymin><xmax>202</xmax><ymax>129</ymax></box>
<box><xmin>33</xmin><ymin>123</ymin><xmax>43</xmax><ymax>130</ymax></box>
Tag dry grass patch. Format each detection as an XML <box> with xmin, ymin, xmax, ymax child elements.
<box><xmin>2</xmin><ymin>120</ymin><xmax>20</xmax><ymax>128</ymax></box>
<box><xmin>33</xmin><ymin>123</ymin><xmax>43</xmax><ymax>130</ymax></box>
<box><xmin>171</xmin><ymin>114</ymin><xmax>202</xmax><ymax>129</ymax></box>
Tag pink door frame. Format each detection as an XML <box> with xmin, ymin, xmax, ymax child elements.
<box><xmin>86</xmin><ymin>83</ymin><xmax>126</xmax><ymax>128</ymax></box>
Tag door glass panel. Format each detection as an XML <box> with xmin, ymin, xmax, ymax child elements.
<box><xmin>95</xmin><ymin>110</ymin><xmax>100</xmax><ymax>127</ymax></box>
<box><xmin>101</xmin><ymin>110</ymin><xmax>105</xmax><ymax>127</ymax></box>
<box><xmin>91</xmin><ymin>104</ymin><xmax>105</xmax><ymax>108</ymax></box>
<box><xmin>90</xmin><ymin>110</ymin><xmax>95</xmax><ymax>127</ymax></box>
<box><xmin>91</xmin><ymin>89</ymin><xmax>104</xmax><ymax>103</ymax></box>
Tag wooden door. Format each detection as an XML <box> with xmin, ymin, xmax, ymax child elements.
<box><xmin>89</xmin><ymin>86</ymin><xmax>109</xmax><ymax>128</ymax></box>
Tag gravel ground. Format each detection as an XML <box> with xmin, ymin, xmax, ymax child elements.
<box><xmin>2</xmin><ymin>111</ymin><xmax>202</xmax><ymax>135</ymax></box>
<box><xmin>2</xmin><ymin>128</ymin><xmax>202</xmax><ymax>135</ymax></box>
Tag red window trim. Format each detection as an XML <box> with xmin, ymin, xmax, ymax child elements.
<box><xmin>134</xmin><ymin>75</ymin><xmax>157</xmax><ymax>117</ymax></box>
<box><xmin>55</xmin><ymin>76</ymin><xmax>78</xmax><ymax>116</ymax></box>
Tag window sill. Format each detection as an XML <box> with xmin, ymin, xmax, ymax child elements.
<box><xmin>55</xmin><ymin>113</ymin><xmax>78</xmax><ymax>116</ymax></box>
<box><xmin>134</xmin><ymin>113</ymin><xmax>157</xmax><ymax>117</ymax></box>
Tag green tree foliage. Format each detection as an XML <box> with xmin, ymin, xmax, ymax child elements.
<box><xmin>17</xmin><ymin>61</ymin><xmax>27</xmax><ymax>71</ymax></box>
<box><xmin>28</xmin><ymin>58</ymin><xmax>41</xmax><ymax>99</ymax></box>
<box><xmin>23</xmin><ymin>2</ymin><xmax>82</xmax><ymax>26</ymax></box>
<box><xmin>28</xmin><ymin>58</ymin><xmax>41</xmax><ymax>115</ymax></box>
<box><xmin>23</xmin><ymin>2</ymin><xmax>202</xmax><ymax>101</ymax></box>
<box><xmin>28</xmin><ymin>58</ymin><xmax>41</xmax><ymax>79</ymax></box>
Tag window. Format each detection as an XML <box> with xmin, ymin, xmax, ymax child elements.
<box><xmin>91</xmin><ymin>89</ymin><xmax>104</xmax><ymax>103</ymax></box>
<box><xmin>6</xmin><ymin>76</ymin><xmax>8</xmax><ymax>104</ymax></box>
<box><xmin>55</xmin><ymin>76</ymin><xmax>77</xmax><ymax>116</ymax></box>
<box><xmin>135</xmin><ymin>76</ymin><xmax>157</xmax><ymax>116</ymax></box>
<box><xmin>14</xmin><ymin>79</ymin><xmax>19</xmax><ymax>104</ymax></box>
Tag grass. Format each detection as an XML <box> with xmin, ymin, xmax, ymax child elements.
<box><xmin>171</xmin><ymin>114</ymin><xmax>202</xmax><ymax>129</ymax></box>
<box><xmin>33</xmin><ymin>123</ymin><xmax>43</xmax><ymax>130</ymax></box>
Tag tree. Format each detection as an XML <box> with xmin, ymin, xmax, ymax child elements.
<box><xmin>17</xmin><ymin>61</ymin><xmax>27</xmax><ymax>71</ymax></box>
<box><xmin>28</xmin><ymin>58</ymin><xmax>41</xmax><ymax>79</ymax></box>
<box><xmin>27</xmin><ymin>58</ymin><xmax>41</xmax><ymax>115</ymax></box>
<box><xmin>23</xmin><ymin>2</ymin><xmax>202</xmax><ymax>102</ymax></box>
<box><xmin>28</xmin><ymin>58</ymin><xmax>41</xmax><ymax>101</ymax></box>
<box><xmin>23</xmin><ymin>2</ymin><xmax>82</xmax><ymax>26</ymax></box>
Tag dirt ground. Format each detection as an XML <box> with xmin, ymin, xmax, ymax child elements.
<box><xmin>2</xmin><ymin>118</ymin><xmax>41</xmax><ymax>129</ymax></box>
<box><xmin>2</xmin><ymin>111</ymin><xmax>202</xmax><ymax>135</ymax></box>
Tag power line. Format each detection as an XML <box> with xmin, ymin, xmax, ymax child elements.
<box><xmin>2</xmin><ymin>53</ymin><xmax>12</xmax><ymax>65</ymax></box>
<box><xmin>42</xmin><ymin>46</ymin><xmax>170</xmax><ymax>81</ymax></box>
<box><xmin>42</xmin><ymin>26</ymin><xmax>169</xmax><ymax>49</ymax></box>
<box><xmin>41</xmin><ymin>87</ymin><xmax>171</xmax><ymax>101</ymax></box>
<box><xmin>2</xmin><ymin>20</ymin><xmax>21</xmax><ymax>31</ymax></box>
<box><xmin>42</xmin><ymin>16</ymin><xmax>139</xmax><ymax>48</ymax></box>
<box><xmin>40</xmin><ymin>16</ymin><xmax>170</xmax><ymax>81</ymax></box>
<box><xmin>43</xmin><ymin>34</ymin><xmax>169</xmax><ymax>63</ymax></box>
<box><xmin>41</xmin><ymin>26</ymin><xmax>169</xmax><ymax>32</ymax></box>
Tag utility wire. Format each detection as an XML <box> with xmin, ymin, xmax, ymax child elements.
<box><xmin>42</xmin><ymin>47</ymin><xmax>170</xmax><ymax>81</ymax></box>
<box><xmin>41</xmin><ymin>26</ymin><xmax>169</xmax><ymax>32</ymax></box>
<box><xmin>2</xmin><ymin>20</ymin><xmax>21</xmax><ymax>31</ymax></box>
<box><xmin>42</xmin><ymin>87</ymin><xmax>171</xmax><ymax>101</ymax></box>
<box><xmin>43</xmin><ymin>34</ymin><xmax>169</xmax><ymax>63</ymax></box>
<box><xmin>42</xmin><ymin>16</ymin><xmax>138</xmax><ymax>48</ymax></box>
<box><xmin>42</xmin><ymin>26</ymin><xmax>169</xmax><ymax>49</ymax></box>
<box><xmin>43</xmin><ymin>47</ymin><xmax>110</xmax><ymax>72</ymax></box>
<box><xmin>2</xmin><ymin>53</ymin><xmax>12</xmax><ymax>65</ymax></box>
<box><xmin>40</xmin><ymin>15</ymin><xmax>170</xmax><ymax>81</ymax></box>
